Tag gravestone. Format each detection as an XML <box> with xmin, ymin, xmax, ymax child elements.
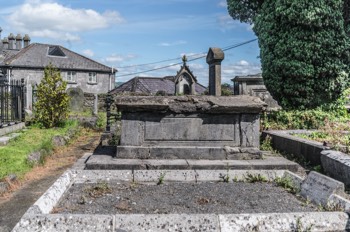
<box><xmin>206</xmin><ymin>48</ymin><xmax>224</xmax><ymax>96</ymax></box>
<box><xmin>300</xmin><ymin>171</ymin><xmax>345</xmax><ymax>206</ymax></box>
<box><xmin>67</xmin><ymin>87</ymin><xmax>84</xmax><ymax>112</ymax></box>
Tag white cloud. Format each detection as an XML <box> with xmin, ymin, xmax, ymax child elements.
<box><xmin>221</xmin><ymin>60</ymin><xmax>261</xmax><ymax>83</ymax></box>
<box><xmin>105</xmin><ymin>54</ymin><xmax>137</xmax><ymax>64</ymax></box>
<box><xmin>82</xmin><ymin>49</ymin><xmax>94</xmax><ymax>57</ymax></box>
<box><xmin>158</xmin><ymin>40</ymin><xmax>187</xmax><ymax>47</ymax></box>
<box><xmin>6</xmin><ymin>0</ymin><xmax>124</xmax><ymax>41</ymax></box>
<box><xmin>218</xmin><ymin>1</ymin><xmax>227</xmax><ymax>8</ymax></box>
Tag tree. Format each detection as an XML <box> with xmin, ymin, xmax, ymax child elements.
<box><xmin>227</xmin><ymin>0</ymin><xmax>350</xmax><ymax>109</ymax></box>
<box><xmin>34</xmin><ymin>64</ymin><xmax>69</xmax><ymax>128</ymax></box>
<box><xmin>221</xmin><ymin>83</ymin><xmax>233</xmax><ymax>96</ymax></box>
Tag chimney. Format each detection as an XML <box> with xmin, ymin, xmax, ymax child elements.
<box><xmin>8</xmin><ymin>33</ymin><xmax>15</xmax><ymax>50</ymax></box>
<box><xmin>3</xmin><ymin>37</ymin><xmax>8</xmax><ymax>50</ymax></box>
<box><xmin>16</xmin><ymin>34</ymin><xmax>23</xmax><ymax>50</ymax></box>
<box><xmin>23</xmin><ymin>34</ymin><xmax>30</xmax><ymax>47</ymax></box>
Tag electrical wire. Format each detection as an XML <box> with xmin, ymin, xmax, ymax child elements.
<box><xmin>116</xmin><ymin>38</ymin><xmax>258</xmax><ymax>78</ymax></box>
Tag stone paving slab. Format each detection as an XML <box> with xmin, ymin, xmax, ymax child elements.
<box><xmin>12</xmin><ymin>214</ymin><xmax>114</xmax><ymax>232</ymax></box>
<box><xmin>13</xmin><ymin>212</ymin><xmax>349</xmax><ymax>232</ymax></box>
<box><xmin>73</xmin><ymin>170</ymin><xmax>133</xmax><ymax>184</ymax></box>
<box><xmin>219</xmin><ymin>212</ymin><xmax>349</xmax><ymax>232</ymax></box>
<box><xmin>195</xmin><ymin>169</ymin><xmax>285</xmax><ymax>182</ymax></box>
<box><xmin>114</xmin><ymin>214</ymin><xmax>220</xmax><ymax>231</ymax></box>
<box><xmin>134</xmin><ymin>170</ymin><xmax>197</xmax><ymax>182</ymax></box>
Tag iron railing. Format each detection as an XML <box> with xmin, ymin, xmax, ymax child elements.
<box><xmin>0</xmin><ymin>79</ymin><xmax>26</xmax><ymax>127</ymax></box>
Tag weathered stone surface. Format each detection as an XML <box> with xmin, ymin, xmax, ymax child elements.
<box><xmin>67</xmin><ymin>87</ymin><xmax>85</xmax><ymax>112</ymax></box>
<box><xmin>300</xmin><ymin>171</ymin><xmax>345</xmax><ymax>206</ymax></box>
<box><xmin>144</xmin><ymin>115</ymin><xmax>240</xmax><ymax>142</ymax></box>
<box><xmin>0</xmin><ymin>122</ymin><xmax>25</xmax><ymax>137</ymax></box>
<box><xmin>73</xmin><ymin>170</ymin><xmax>133</xmax><ymax>183</ymax></box>
<box><xmin>28</xmin><ymin>171</ymin><xmax>73</xmax><ymax>214</ymax></box>
<box><xmin>114</xmin><ymin>214</ymin><xmax>220</xmax><ymax>231</ymax></box>
<box><xmin>195</xmin><ymin>169</ymin><xmax>285</xmax><ymax>182</ymax></box>
<box><xmin>207</xmin><ymin>47</ymin><xmax>224</xmax><ymax>96</ymax></box>
<box><xmin>321</xmin><ymin>150</ymin><xmax>350</xmax><ymax>188</ymax></box>
<box><xmin>7</xmin><ymin>173</ymin><xmax>17</xmax><ymax>182</ymax></box>
<box><xmin>52</xmin><ymin>135</ymin><xmax>66</xmax><ymax>147</ymax></box>
<box><xmin>13</xmin><ymin>214</ymin><xmax>114</xmax><ymax>232</ymax></box>
<box><xmin>115</xmin><ymin>95</ymin><xmax>266</xmax><ymax>114</ymax></box>
<box><xmin>27</xmin><ymin>151</ymin><xmax>42</xmax><ymax>164</ymax></box>
<box><xmin>219</xmin><ymin>212</ymin><xmax>348</xmax><ymax>232</ymax></box>
<box><xmin>328</xmin><ymin>194</ymin><xmax>350</xmax><ymax>212</ymax></box>
<box><xmin>86</xmin><ymin>156</ymin><xmax>300</xmax><ymax>172</ymax></box>
<box><xmin>0</xmin><ymin>182</ymin><xmax>8</xmax><ymax>195</ymax></box>
<box><xmin>134</xmin><ymin>170</ymin><xmax>197</xmax><ymax>182</ymax></box>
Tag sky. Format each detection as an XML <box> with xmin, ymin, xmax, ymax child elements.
<box><xmin>0</xmin><ymin>0</ymin><xmax>261</xmax><ymax>86</ymax></box>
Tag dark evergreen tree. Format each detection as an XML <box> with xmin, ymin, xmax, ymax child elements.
<box><xmin>228</xmin><ymin>0</ymin><xmax>350</xmax><ymax>109</ymax></box>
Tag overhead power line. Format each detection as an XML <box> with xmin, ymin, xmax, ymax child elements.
<box><xmin>117</xmin><ymin>38</ymin><xmax>258</xmax><ymax>78</ymax></box>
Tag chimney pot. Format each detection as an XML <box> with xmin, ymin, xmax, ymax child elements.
<box><xmin>23</xmin><ymin>34</ymin><xmax>31</xmax><ymax>47</ymax></box>
<box><xmin>16</xmin><ymin>34</ymin><xmax>23</xmax><ymax>50</ymax></box>
<box><xmin>3</xmin><ymin>37</ymin><xmax>8</xmax><ymax>50</ymax></box>
<box><xmin>8</xmin><ymin>33</ymin><xmax>15</xmax><ymax>50</ymax></box>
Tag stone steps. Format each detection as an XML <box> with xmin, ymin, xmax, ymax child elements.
<box><xmin>85</xmin><ymin>155</ymin><xmax>300</xmax><ymax>172</ymax></box>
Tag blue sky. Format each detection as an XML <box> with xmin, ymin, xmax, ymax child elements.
<box><xmin>0</xmin><ymin>0</ymin><xmax>261</xmax><ymax>86</ymax></box>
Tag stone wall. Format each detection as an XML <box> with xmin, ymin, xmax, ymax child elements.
<box><xmin>83</xmin><ymin>93</ymin><xmax>107</xmax><ymax>111</ymax></box>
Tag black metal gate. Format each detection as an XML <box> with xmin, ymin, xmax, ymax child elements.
<box><xmin>0</xmin><ymin>79</ymin><xmax>26</xmax><ymax>127</ymax></box>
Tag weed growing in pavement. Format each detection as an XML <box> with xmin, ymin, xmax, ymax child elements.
<box><xmin>274</xmin><ymin>176</ymin><xmax>300</xmax><ymax>194</ymax></box>
<box><xmin>244</xmin><ymin>173</ymin><xmax>268</xmax><ymax>183</ymax></box>
<box><xmin>84</xmin><ymin>181</ymin><xmax>112</xmax><ymax>198</ymax></box>
<box><xmin>219</xmin><ymin>164</ymin><xmax>230</xmax><ymax>183</ymax></box>
<box><xmin>219</xmin><ymin>173</ymin><xmax>230</xmax><ymax>183</ymax></box>
<box><xmin>324</xmin><ymin>201</ymin><xmax>345</xmax><ymax>212</ymax></box>
<box><xmin>295</xmin><ymin>217</ymin><xmax>314</xmax><ymax>232</ymax></box>
<box><xmin>260</xmin><ymin>135</ymin><xmax>274</xmax><ymax>152</ymax></box>
<box><xmin>300</xmin><ymin>197</ymin><xmax>312</xmax><ymax>207</ymax></box>
<box><xmin>157</xmin><ymin>172</ymin><xmax>166</xmax><ymax>185</ymax></box>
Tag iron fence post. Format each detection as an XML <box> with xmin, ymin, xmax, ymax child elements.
<box><xmin>21</xmin><ymin>78</ymin><xmax>25</xmax><ymax>122</ymax></box>
<box><xmin>105</xmin><ymin>93</ymin><xmax>113</xmax><ymax>132</ymax></box>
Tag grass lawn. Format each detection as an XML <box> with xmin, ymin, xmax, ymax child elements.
<box><xmin>0</xmin><ymin>120</ymin><xmax>80</xmax><ymax>180</ymax></box>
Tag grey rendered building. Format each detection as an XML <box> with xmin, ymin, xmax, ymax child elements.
<box><xmin>0</xmin><ymin>30</ymin><xmax>116</xmax><ymax>110</ymax></box>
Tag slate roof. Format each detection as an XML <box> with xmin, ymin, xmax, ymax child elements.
<box><xmin>111</xmin><ymin>76</ymin><xmax>207</xmax><ymax>95</ymax></box>
<box><xmin>0</xmin><ymin>43</ymin><xmax>114</xmax><ymax>73</ymax></box>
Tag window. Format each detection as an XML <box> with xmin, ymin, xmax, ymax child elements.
<box><xmin>65</xmin><ymin>71</ymin><xmax>76</xmax><ymax>82</ymax></box>
<box><xmin>48</xmin><ymin>46</ymin><xmax>66</xmax><ymax>57</ymax></box>
<box><xmin>88</xmin><ymin>72</ymin><xmax>97</xmax><ymax>84</ymax></box>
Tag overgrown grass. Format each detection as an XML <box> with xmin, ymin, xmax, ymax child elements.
<box><xmin>0</xmin><ymin>120</ymin><xmax>79</xmax><ymax>180</ymax></box>
<box><xmin>261</xmin><ymin>89</ymin><xmax>350</xmax><ymax>130</ymax></box>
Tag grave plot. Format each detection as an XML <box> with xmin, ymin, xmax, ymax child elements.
<box><xmin>53</xmin><ymin>181</ymin><xmax>317</xmax><ymax>215</ymax></box>
<box><xmin>12</xmin><ymin>169</ymin><xmax>350</xmax><ymax>232</ymax></box>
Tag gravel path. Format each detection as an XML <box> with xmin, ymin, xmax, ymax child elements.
<box><xmin>0</xmin><ymin>132</ymin><xmax>102</xmax><ymax>232</ymax></box>
<box><xmin>54</xmin><ymin>181</ymin><xmax>318</xmax><ymax>215</ymax></box>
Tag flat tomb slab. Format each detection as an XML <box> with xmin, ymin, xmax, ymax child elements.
<box><xmin>53</xmin><ymin>182</ymin><xmax>317</xmax><ymax>215</ymax></box>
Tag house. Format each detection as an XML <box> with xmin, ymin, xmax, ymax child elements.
<box><xmin>111</xmin><ymin>56</ymin><xmax>206</xmax><ymax>96</ymax></box>
<box><xmin>0</xmin><ymin>30</ymin><xmax>116</xmax><ymax>110</ymax></box>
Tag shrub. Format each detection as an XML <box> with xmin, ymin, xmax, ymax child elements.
<box><xmin>34</xmin><ymin>64</ymin><xmax>69</xmax><ymax>128</ymax></box>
